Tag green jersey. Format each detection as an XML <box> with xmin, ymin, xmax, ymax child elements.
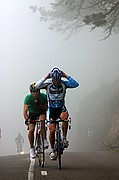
<box><xmin>24</xmin><ymin>93</ymin><xmax>47</xmax><ymax>114</ymax></box>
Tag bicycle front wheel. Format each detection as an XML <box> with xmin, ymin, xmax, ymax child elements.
<box><xmin>37</xmin><ymin>133</ymin><xmax>45</xmax><ymax>168</ymax></box>
<box><xmin>57</xmin><ymin>131</ymin><xmax>62</xmax><ymax>170</ymax></box>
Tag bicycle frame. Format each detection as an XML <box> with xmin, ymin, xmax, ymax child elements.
<box><xmin>48</xmin><ymin>117</ymin><xmax>71</xmax><ymax>170</ymax></box>
<box><xmin>28</xmin><ymin>119</ymin><xmax>46</xmax><ymax>167</ymax></box>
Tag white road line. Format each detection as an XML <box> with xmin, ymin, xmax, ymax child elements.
<box><xmin>28</xmin><ymin>158</ymin><xmax>36</xmax><ymax>180</ymax></box>
<box><xmin>41</xmin><ymin>171</ymin><xmax>48</xmax><ymax>176</ymax></box>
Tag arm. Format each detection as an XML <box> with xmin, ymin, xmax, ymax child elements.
<box><xmin>35</xmin><ymin>73</ymin><xmax>50</xmax><ymax>88</ymax></box>
<box><xmin>61</xmin><ymin>71</ymin><xmax>68</xmax><ymax>79</ymax></box>
<box><xmin>61</xmin><ymin>71</ymin><xmax>79</xmax><ymax>88</ymax></box>
<box><xmin>23</xmin><ymin>104</ymin><xmax>29</xmax><ymax>122</ymax></box>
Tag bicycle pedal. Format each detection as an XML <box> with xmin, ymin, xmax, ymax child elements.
<box><xmin>63</xmin><ymin>145</ymin><xmax>69</xmax><ymax>149</ymax></box>
<box><xmin>62</xmin><ymin>141</ymin><xmax>69</xmax><ymax>148</ymax></box>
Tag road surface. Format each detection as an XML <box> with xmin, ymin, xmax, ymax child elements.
<box><xmin>0</xmin><ymin>151</ymin><xmax>119</xmax><ymax>180</ymax></box>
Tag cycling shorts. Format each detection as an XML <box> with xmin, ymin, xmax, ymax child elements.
<box><xmin>49</xmin><ymin>105</ymin><xmax>68</xmax><ymax>123</ymax></box>
<box><xmin>29</xmin><ymin>112</ymin><xmax>46</xmax><ymax>124</ymax></box>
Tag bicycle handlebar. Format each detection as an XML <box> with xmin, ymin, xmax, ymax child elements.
<box><xmin>47</xmin><ymin>118</ymin><xmax>72</xmax><ymax>129</ymax></box>
<box><xmin>47</xmin><ymin>117</ymin><xmax>71</xmax><ymax>122</ymax></box>
<box><xmin>27</xmin><ymin>119</ymin><xmax>46</xmax><ymax>130</ymax></box>
<box><xmin>26</xmin><ymin>118</ymin><xmax>72</xmax><ymax>130</ymax></box>
<box><xmin>28</xmin><ymin>119</ymin><xmax>45</xmax><ymax>123</ymax></box>
<box><xmin>47</xmin><ymin>118</ymin><xmax>67</xmax><ymax>123</ymax></box>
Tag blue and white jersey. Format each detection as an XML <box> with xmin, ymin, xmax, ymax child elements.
<box><xmin>47</xmin><ymin>83</ymin><xmax>66</xmax><ymax>108</ymax></box>
<box><xmin>35</xmin><ymin>76</ymin><xmax>79</xmax><ymax>108</ymax></box>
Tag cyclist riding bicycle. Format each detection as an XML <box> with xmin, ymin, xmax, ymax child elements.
<box><xmin>23</xmin><ymin>83</ymin><xmax>49</xmax><ymax>158</ymax></box>
<box><xmin>35</xmin><ymin>67</ymin><xmax>79</xmax><ymax>160</ymax></box>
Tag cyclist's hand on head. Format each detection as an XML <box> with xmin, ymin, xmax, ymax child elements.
<box><xmin>61</xmin><ymin>71</ymin><xmax>68</xmax><ymax>79</ymax></box>
<box><xmin>45</xmin><ymin>73</ymin><xmax>50</xmax><ymax>80</ymax></box>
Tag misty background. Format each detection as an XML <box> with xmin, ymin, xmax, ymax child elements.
<box><xmin>0</xmin><ymin>0</ymin><xmax>119</xmax><ymax>156</ymax></box>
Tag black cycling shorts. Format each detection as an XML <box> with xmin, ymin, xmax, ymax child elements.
<box><xmin>29</xmin><ymin>112</ymin><xmax>46</xmax><ymax>124</ymax></box>
<box><xmin>49</xmin><ymin>105</ymin><xmax>67</xmax><ymax>122</ymax></box>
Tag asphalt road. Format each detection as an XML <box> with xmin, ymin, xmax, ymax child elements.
<box><xmin>0</xmin><ymin>151</ymin><xmax>119</xmax><ymax>180</ymax></box>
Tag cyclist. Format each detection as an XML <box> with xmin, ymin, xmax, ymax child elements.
<box><xmin>15</xmin><ymin>132</ymin><xmax>24</xmax><ymax>154</ymax></box>
<box><xmin>23</xmin><ymin>83</ymin><xmax>49</xmax><ymax>158</ymax></box>
<box><xmin>35</xmin><ymin>67</ymin><xmax>79</xmax><ymax>160</ymax></box>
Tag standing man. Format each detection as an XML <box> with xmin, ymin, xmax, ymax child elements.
<box><xmin>15</xmin><ymin>132</ymin><xmax>24</xmax><ymax>154</ymax></box>
<box><xmin>23</xmin><ymin>83</ymin><xmax>49</xmax><ymax>158</ymax></box>
<box><xmin>35</xmin><ymin>67</ymin><xmax>79</xmax><ymax>160</ymax></box>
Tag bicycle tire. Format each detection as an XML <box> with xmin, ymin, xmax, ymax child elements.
<box><xmin>57</xmin><ymin>130</ymin><xmax>62</xmax><ymax>170</ymax></box>
<box><xmin>40</xmin><ymin>136</ymin><xmax>45</xmax><ymax>168</ymax></box>
<box><xmin>37</xmin><ymin>132</ymin><xmax>45</xmax><ymax>168</ymax></box>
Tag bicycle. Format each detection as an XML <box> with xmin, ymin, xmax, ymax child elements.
<box><xmin>48</xmin><ymin>117</ymin><xmax>71</xmax><ymax>170</ymax></box>
<box><xmin>27</xmin><ymin>119</ymin><xmax>47</xmax><ymax>167</ymax></box>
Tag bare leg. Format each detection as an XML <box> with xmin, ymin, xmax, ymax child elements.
<box><xmin>60</xmin><ymin>111</ymin><xmax>69</xmax><ymax>139</ymax></box>
<box><xmin>49</xmin><ymin>124</ymin><xmax>56</xmax><ymax>150</ymax></box>
<box><xmin>28</xmin><ymin>124</ymin><xmax>35</xmax><ymax>148</ymax></box>
<box><xmin>62</xmin><ymin>121</ymin><xmax>68</xmax><ymax>138</ymax></box>
<box><xmin>39</xmin><ymin>114</ymin><xmax>46</xmax><ymax>139</ymax></box>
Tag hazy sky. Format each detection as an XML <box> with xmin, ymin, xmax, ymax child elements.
<box><xmin>0</xmin><ymin>0</ymin><xmax>119</xmax><ymax>155</ymax></box>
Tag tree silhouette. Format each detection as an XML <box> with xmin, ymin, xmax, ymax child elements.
<box><xmin>30</xmin><ymin>0</ymin><xmax>119</xmax><ymax>39</ymax></box>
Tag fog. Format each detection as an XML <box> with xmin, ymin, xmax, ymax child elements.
<box><xmin>0</xmin><ymin>0</ymin><xmax>119</xmax><ymax>156</ymax></box>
